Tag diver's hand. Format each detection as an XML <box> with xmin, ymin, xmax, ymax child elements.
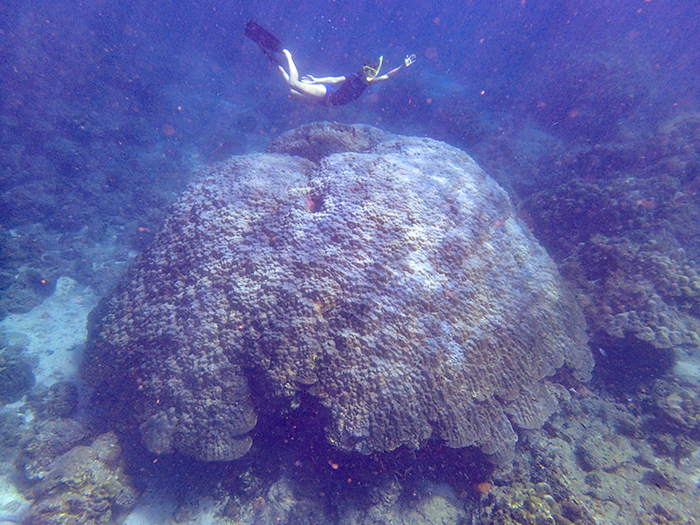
<box><xmin>301</xmin><ymin>75</ymin><xmax>316</xmax><ymax>84</ymax></box>
<box><xmin>404</xmin><ymin>54</ymin><xmax>416</xmax><ymax>67</ymax></box>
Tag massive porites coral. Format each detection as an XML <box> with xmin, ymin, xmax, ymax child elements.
<box><xmin>82</xmin><ymin>122</ymin><xmax>593</xmax><ymax>464</ymax></box>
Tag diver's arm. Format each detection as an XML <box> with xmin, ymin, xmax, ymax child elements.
<box><xmin>371</xmin><ymin>54</ymin><xmax>416</xmax><ymax>83</ymax></box>
<box><xmin>302</xmin><ymin>74</ymin><xmax>346</xmax><ymax>84</ymax></box>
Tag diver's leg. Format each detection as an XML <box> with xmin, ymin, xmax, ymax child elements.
<box><xmin>283</xmin><ymin>49</ymin><xmax>300</xmax><ymax>83</ymax></box>
<box><xmin>278</xmin><ymin>66</ymin><xmax>316</xmax><ymax>102</ymax></box>
<box><xmin>278</xmin><ymin>65</ymin><xmax>291</xmax><ymax>85</ymax></box>
<box><xmin>282</xmin><ymin>49</ymin><xmax>327</xmax><ymax>98</ymax></box>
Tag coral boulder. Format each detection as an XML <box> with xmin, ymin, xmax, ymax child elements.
<box><xmin>82</xmin><ymin>122</ymin><xmax>593</xmax><ymax>463</ymax></box>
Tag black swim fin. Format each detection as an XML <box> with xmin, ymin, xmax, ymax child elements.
<box><xmin>245</xmin><ymin>20</ymin><xmax>284</xmax><ymax>64</ymax></box>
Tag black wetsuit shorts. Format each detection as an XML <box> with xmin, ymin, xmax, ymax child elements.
<box><xmin>321</xmin><ymin>73</ymin><xmax>369</xmax><ymax>106</ymax></box>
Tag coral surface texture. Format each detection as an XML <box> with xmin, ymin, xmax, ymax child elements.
<box><xmin>82</xmin><ymin>122</ymin><xmax>593</xmax><ymax>463</ymax></box>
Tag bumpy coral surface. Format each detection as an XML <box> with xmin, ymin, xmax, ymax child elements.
<box><xmin>24</xmin><ymin>432</ymin><xmax>137</xmax><ymax>525</ymax></box>
<box><xmin>562</xmin><ymin>235</ymin><xmax>700</xmax><ymax>349</ymax></box>
<box><xmin>82</xmin><ymin>122</ymin><xmax>593</xmax><ymax>463</ymax></box>
<box><xmin>523</xmin><ymin>113</ymin><xmax>700</xmax><ymax>354</ymax></box>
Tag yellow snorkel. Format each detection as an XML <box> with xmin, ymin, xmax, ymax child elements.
<box><xmin>364</xmin><ymin>55</ymin><xmax>384</xmax><ymax>81</ymax></box>
<box><xmin>375</xmin><ymin>55</ymin><xmax>384</xmax><ymax>77</ymax></box>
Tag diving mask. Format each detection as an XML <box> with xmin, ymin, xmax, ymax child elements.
<box><xmin>364</xmin><ymin>55</ymin><xmax>384</xmax><ymax>81</ymax></box>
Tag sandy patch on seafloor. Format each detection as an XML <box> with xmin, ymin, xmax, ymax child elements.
<box><xmin>0</xmin><ymin>473</ymin><xmax>31</xmax><ymax>524</ymax></box>
<box><xmin>0</xmin><ymin>276</ymin><xmax>99</xmax><ymax>388</ymax></box>
<box><xmin>674</xmin><ymin>350</ymin><xmax>700</xmax><ymax>385</ymax></box>
<box><xmin>0</xmin><ymin>277</ymin><xmax>99</xmax><ymax>523</ymax></box>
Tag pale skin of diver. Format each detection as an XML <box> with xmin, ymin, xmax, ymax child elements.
<box><xmin>277</xmin><ymin>48</ymin><xmax>416</xmax><ymax>102</ymax></box>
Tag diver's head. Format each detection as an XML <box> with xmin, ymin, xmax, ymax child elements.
<box><xmin>361</xmin><ymin>56</ymin><xmax>384</xmax><ymax>82</ymax></box>
<box><xmin>362</xmin><ymin>63</ymin><xmax>378</xmax><ymax>81</ymax></box>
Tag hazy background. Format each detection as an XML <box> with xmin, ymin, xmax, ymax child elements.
<box><xmin>1</xmin><ymin>0</ymin><xmax>699</xmax><ymax>304</ymax></box>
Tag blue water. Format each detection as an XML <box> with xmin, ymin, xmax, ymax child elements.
<box><xmin>2</xmin><ymin>0</ymin><xmax>700</xmax><ymax>523</ymax></box>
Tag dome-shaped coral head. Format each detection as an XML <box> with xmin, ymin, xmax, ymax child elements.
<box><xmin>82</xmin><ymin>122</ymin><xmax>593</xmax><ymax>466</ymax></box>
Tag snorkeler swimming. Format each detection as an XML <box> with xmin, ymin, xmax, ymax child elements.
<box><xmin>244</xmin><ymin>20</ymin><xmax>416</xmax><ymax>106</ymax></box>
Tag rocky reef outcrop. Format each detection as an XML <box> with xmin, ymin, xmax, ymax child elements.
<box><xmin>82</xmin><ymin>122</ymin><xmax>593</xmax><ymax>464</ymax></box>
<box><xmin>523</xmin><ymin>114</ymin><xmax>700</xmax><ymax>365</ymax></box>
<box><xmin>21</xmin><ymin>432</ymin><xmax>137</xmax><ymax>525</ymax></box>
